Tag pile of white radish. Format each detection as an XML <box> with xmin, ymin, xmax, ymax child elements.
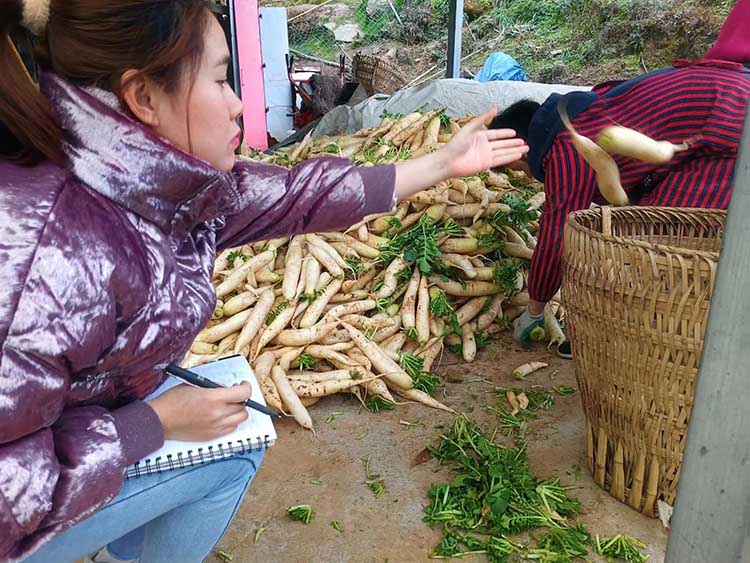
<box><xmin>183</xmin><ymin>113</ymin><xmax>567</xmax><ymax>430</ymax></box>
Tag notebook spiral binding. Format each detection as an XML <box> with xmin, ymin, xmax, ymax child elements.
<box><xmin>127</xmin><ymin>435</ymin><xmax>271</xmax><ymax>479</ymax></box>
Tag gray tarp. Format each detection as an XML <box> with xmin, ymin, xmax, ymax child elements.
<box><xmin>313</xmin><ymin>78</ymin><xmax>591</xmax><ymax>137</ymax></box>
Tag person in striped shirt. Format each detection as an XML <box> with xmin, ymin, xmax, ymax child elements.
<box><xmin>490</xmin><ymin>56</ymin><xmax>750</xmax><ymax>356</ymax></box>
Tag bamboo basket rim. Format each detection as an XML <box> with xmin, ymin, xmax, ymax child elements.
<box><xmin>566</xmin><ymin>206</ymin><xmax>724</xmax><ymax>260</ymax></box>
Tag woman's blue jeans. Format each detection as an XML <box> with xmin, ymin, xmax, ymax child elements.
<box><xmin>23</xmin><ymin>449</ymin><xmax>264</xmax><ymax>563</ymax></box>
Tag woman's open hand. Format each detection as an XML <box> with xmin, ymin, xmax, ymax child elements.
<box><xmin>438</xmin><ymin>108</ymin><xmax>529</xmax><ymax>178</ymax></box>
<box><xmin>393</xmin><ymin>108</ymin><xmax>528</xmax><ymax>201</ymax></box>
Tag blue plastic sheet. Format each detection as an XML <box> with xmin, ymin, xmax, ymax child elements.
<box><xmin>474</xmin><ymin>52</ymin><xmax>527</xmax><ymax>83</ymax></box>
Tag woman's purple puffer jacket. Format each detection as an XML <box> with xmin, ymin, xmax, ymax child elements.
<box><xmin>0</xmin><ymin>73</ymin><xmax>394</xmax><ymax>561</ymax></box>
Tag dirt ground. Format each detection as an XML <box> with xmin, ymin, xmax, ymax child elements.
<box><xmin>208</xmin><ymin>334</ymin><xmax>667</xmax><ymax>563</ymax></box>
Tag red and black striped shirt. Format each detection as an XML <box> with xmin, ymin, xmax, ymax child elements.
<box><xmin>526</xmin><ymin>60</ymin><xmax>750</xmax><ymax>303</ymax></box>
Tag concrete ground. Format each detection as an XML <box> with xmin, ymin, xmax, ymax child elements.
<box><xmin>209</xmin><ymin>335</ymin><xmax>667</xmax><ymax>563</ymax></box>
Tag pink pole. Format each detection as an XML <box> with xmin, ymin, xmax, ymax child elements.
<box><xmin>234</xmin><ymin>0</ymin><xmax>268</xmax><ymax>150</ymax></box>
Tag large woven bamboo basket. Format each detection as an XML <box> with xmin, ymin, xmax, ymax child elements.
<box><xmin>351</xmin><ymin>53</ymin><xmax>407</xmax><ymax>96</ymax></box>
<box><xmin>561</xmin><ymin>206</ymin><xmax>725</xmax><ymax>516</ymax></box>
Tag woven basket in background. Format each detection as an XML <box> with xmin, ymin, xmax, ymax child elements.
<box><xmin>351</xmin><ymin>53</ymin><xmax>407</xmax><ymax>96</ymax></box>
<box><xmin>562</xmin><ymin>206</ymin><xmax>724</xmax><ymax>516</ymax></box>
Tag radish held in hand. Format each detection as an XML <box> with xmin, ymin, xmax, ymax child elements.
<box><xmin>597</xmin><ymin>125</ymin><xmax>688</xmax><ymax>164</ymax></box>
<box><xmin>558</xmin><ymin>99</ymin><xmax>629</xmax><ymax>206</ymax></box>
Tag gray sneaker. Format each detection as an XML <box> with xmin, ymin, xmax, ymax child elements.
<box><xmin>557</xmin><ymin>341</ymin><xmax>572</xmax><ymax>360</ymax></box>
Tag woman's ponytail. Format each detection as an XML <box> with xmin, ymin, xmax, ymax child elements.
<box><xmin>0</xmin><ymin>1</ymin><xmax>63</xmax><ymax>164</ymax></box>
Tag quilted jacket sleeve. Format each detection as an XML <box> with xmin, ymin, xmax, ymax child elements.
<box><xmin>216</xmin><ymin>157</ymin><xmax>396</xmax><ymax>249</ymax></box>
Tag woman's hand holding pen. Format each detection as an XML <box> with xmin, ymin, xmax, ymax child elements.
<box><xmin>148</xmin><ymin>382</ymin><xmax>252</xmax><ymax>441</ymax></box>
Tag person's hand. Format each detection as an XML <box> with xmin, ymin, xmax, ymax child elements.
<box><xmin>148</xmin><ymin>382</ymin><xmax>252</xmax><ymax>442</ymax></box>
<box><xmin>437</xmin><ymin>109</ymin><xmax>529</xmax><ymax>178</ymax></box>
<box><xmin>513</xmin><ymin>308</ymin><xmax>546</xmax><ymax>349</ymax></box>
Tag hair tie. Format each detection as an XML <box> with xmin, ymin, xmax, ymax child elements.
<box><xmin>21</xmin><ymin>0</ymin><xmax>51</xmax><ymax>35</ymax></box>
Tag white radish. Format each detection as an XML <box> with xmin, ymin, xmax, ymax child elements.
<box><xmin>304</xmin><ymin>345</ymin><xmax>361</xmax><ymax>369</ymax></box>
<box><xmin>287</xmin><ymin>370</ymin><xmax>354</xmax><ymax>383</ymax></box>
<box><xmin>213</xmin><ymin>249</ymin><xmax>232</xmax><ymax>275</ymax></box>
<box><xmin>528</xmin><ymin>192</ymin><xmax>545</xmax><ymax>211</ymax></box>
<box><xmin>392</xmin><ymin>386</ymin><xmax>456</xmax><ymax>414</ymax></box>
<box><xmin>504</xmin><ymin>227</ymin><xmax>527</xmax><ymax>247</ymax></box>
<box><xmin>306</xmin><ymin>234</ymin><xmax>349</xmax><ymax>270</ymax></box>
<box><xmin>291</xmin><ymin>377</ymin><xmax>378</xmax><ymax>398</ymax></box>
<box><xmin>416</xmin><ymin>276</ymin><xmax>430</xmax><ymax>344</ymax></box>
<box><xmin>376</xmin><ymin>256</ymin><xmax>408</xmax><ymax>299</ymax></box>
<box><xmin>245</xmin><ymin>267</ymin><xmax>257</xmax><ymax>288</ymax></box>
<box><xmin>253</xmin><ymin>302</ymin><xmax>296</xmax><ymax>359</ymax></box>
<box><xmin>256</xmin><ymin>268</ymin><xmax>282</xmax><ymax>284</ymax></box>
<box><xmin>319</xmin><ymin>329</ymin><xmax>353</xmax><ymax>345</ymax></box>
<box><xmin>303</xmin><ymin>257</ymin><xmax>321</xmax><ymax>298</ymax></box>
<box><xmin>342</xmin><ymin>266</ymin><xmax>377</xmax><ymax>293</ymax></box>
<box><xmin>223</xmin><ymin>291</ymin><xmax>258</xmax><ymax>316</ymax></box>
<box><xmin>371</xmin><ymin>314</ymin><xmax>403</xmax><ymax>343</ymax></box>
<box><xmin>400</xmin><ymin>268</ymin><xmax>421</xmax><ymax>330</ymax></box>
<box><xmin>183</xmin><ymin>352</ymin><xmax>219</xmax><ymax>369</ymax></box>
<box><xmin>346</xmin><ymin>348</ymin><xmax>372</xmax><ymax>371</ymax></box>
<box><xmin>340</xmin><ymin>322</ymin><xmax>413</xmax><ymax>389</ymax></box>
<box><xmin>439</xmin><ymin>238</ymin><xmax>480</xmax><ymax>254</ymax></box>
<box><xmin>380</xmin><ymin>333</ymin><xmax>407</xmax><ymax>361</ymax></box>
<box><xmin>217</xmin><ymin>332</ymin><xmax>239</xmax><ymax>353</ymax></box>
<box><xmin>300</xmin><ymin>278</ymin><xmax>343</xmax><ymax>328</ymax></box>
<box><xmin>473</xmin><ymin>267</ymin><xmax>496</xmax><ymax>281</ymax></box>
<box><xmin>370</xmin><ymin>201</ymin><xmax>409</xmax><ymax>234</ymax></box>
<box><xmin>597</xmin><ymin>125</ymin><xmax>687</xmax><ymax>164</ymax></box>
<box><xmin>307</xmin><ymin>243</ymin><xmax>344</xmax><ymax>278</ymax></box>
<box><xmin>329</xmin><ymin>242</ymin><xmax>359</xmax><ymax>260</ymax></box>
<box><xmin>504</xmin><ymin>242</ymin><xmax>534</xmax><ymax>260</ymax></box>
<box><xmin>444</xmin><ymin>253</ymin><xmax>477</xmax><ymax>278</ymax></box>
<box><xmin>461</xmin><ymin>323</ymin><xmax>476</xmax><ymax>362</ymax></box>
<box><xmin>507</xmin><ymin>292</ymin><xmax>530</xmax><ymax>308</ymax></box>
<box><xmin>196</xmin><ymin>309</ymin><xmax>253</xmax><ymax>343</ymax></box>
<box><xmin>477</xmin><ymin>294</ymin><xmax>504</xmax><ymax>331</ymax></box>
<box><xmin>292</xmin><ymin>271</ymin><xmax>331</xmax><ymax>325</ymax></box>
<box><xmin>544</xmin><ymin>303</ymin><xmax>566</xmax><ymax>350</ymax></box>
<box><xmin>445</xmin><ymin>333</ymin><xmax>461</xmax><ymax>346</ymax></box>
<box><xmin>341</xmin><ymin>314</ymin><xmax>395</xmax><ymax>331</ymax></box>
<box><xmin>365</xmin><ymin>377</ymin><xmax>395</xmax><ymax>403</ymax></box>
<box><xmin>253</xmin><ymin>352</ymin><xmax>285</xmax><ymax>413</ymax></box>
<box><xmin>323</xmin><ymin>299</ymin><xmax>377</xmax><ymax>321</ymax></box>
<box><xmin>513</xmin><ymin>361</ymin><xmax>549</xmax><ymax>380</ymax></box>
<box><xmin>322</xmin><ymin>232</ymin><xmax>380</xmax><ymax>259</ymax></box>
<box><xmin>430</xmin><ymin>316</ymin><xmax>445</xmax><ymax>338</ymax></box>
<box><xmin>418</xmin><ymin>339</ymin><xmax>444</xmax><ymax>373</ymax></box>
<box><xmin>328</xmin><ymin>289</ymin><xmax>370</xmax><ymax>303</ymax></box>
<box><xmin>271</xmin><ymin>365</ymin><xmax>313</xmax><ymax>430</ymax></box>
<box><xmin>357</xmin><ymin>223</ymin><xmax>369</xmax><ymax>242</ymax></box>
<box><xmin>558</xmin><ymin>99</ymin><xmax>629</xmax><ymax>206</ymax></box>
<box><xmin>445</xmin><ymin>203</ymin><xmax>509</xmax><ymax>220</ymax></box>
<box><xmin>504</xmin><ymin>305</ymin><xmax>526</xmax><ymax>322</ymax></box>
<box><xmin>191</xmin><ymin>341</ymin><xmax>217</xmax><ymax>355</ymax></box>
<box><xmin>278</xmin><ymin>347</ymin><xmax>305</xmax><ymax>371</ymax></box>
<box><xmin>282</xmin><ymin>236</ymin><xmax>304</xmax><ymax>300</ymax></box>
<box><xmin>234</xmin><ymin>289</ymin><xmax>275</xmax><ymax>353</ymax></box>
<box><xmin>215</xmin><ymin>250</ymin><xmax>275</xmax><ymax>298</ymax></box>
<box><xmin>455</xmin><ymin>297</ymin><xmax>488</xmax><ymax>326</ymax></box>
<box><xmin>275</xmin><ymin>322</ymin><xmax>338</xmax><ymax>347</ymax></box>
<box><xmin>431</xmin><ymin>278</ymin><xmax>503</xmax><ymax>297</ymax></box>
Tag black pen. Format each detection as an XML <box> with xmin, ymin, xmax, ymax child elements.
<box><xmin>165</xmin><ymin>363</ymin><xmax>281</xmax><ymax>418</ymax></box>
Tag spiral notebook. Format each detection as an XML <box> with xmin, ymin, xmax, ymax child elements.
<box><xmin>126</xmin><ymin>355</ymin><xmax>277</xmax><ymax>479</ymax></box>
